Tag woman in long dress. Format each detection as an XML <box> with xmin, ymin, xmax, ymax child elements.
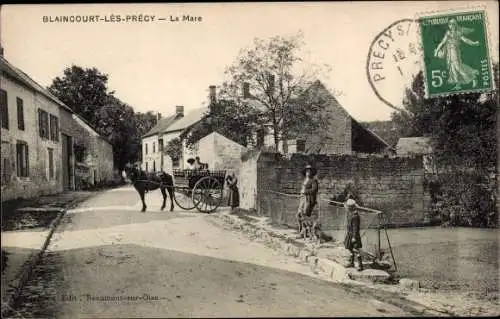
<box><xmin>226</xmin><ymin>171</ymin><xmax>239</xmax><ymax>212</ymax></box>
<box><xmin>433</xmin><ymin>18</ymin><xmax>480</xmax><ymax>90</ymax></box>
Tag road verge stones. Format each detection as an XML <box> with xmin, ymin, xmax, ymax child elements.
<box><xmin>212</xmin><ymin>210</ymin><xmax>394</xmax><ymax>285</ymax></box>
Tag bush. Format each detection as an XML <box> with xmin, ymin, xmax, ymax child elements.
<box><xmin>438</xmin><ymin>171</ymin><xmax>497</xmax><ymax>228</ymax></box>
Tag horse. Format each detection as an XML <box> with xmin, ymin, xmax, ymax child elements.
<box><xmin>124</xmin><ymin>165</ymin><xmax>175</xmax><ymax>213</ymax></box>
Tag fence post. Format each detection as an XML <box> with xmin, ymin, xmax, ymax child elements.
<box><xmin>377</xmin><ymin>213</ymin><xmax>382</xmax><ymax>261</ymax></box>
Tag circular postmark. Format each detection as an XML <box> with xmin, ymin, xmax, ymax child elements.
<box><xmin>366</xmin><ymin>19</ymin><xmax>423</xmax><ymax>111</ymax></box>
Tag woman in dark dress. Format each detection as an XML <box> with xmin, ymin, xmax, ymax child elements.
<box><xmin>226</xmin><ymin>171</ymin><xmax>239</xmax><ymax>212</ymax></box>
<box><xmin>344</xmin><ymin>196</ymin><xmax>363</xmax><ymax>271</ymax></box>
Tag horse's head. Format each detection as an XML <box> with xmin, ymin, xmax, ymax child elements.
<box><xmin>124</xmin><ymin>164</ymin><xmax>140</xmax><ymax>182</ymax></box>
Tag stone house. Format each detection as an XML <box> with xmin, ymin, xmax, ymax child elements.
<box><xmin>197</xmin><ymin>131</ymin><xmax>247</xmax><ymax>171</ymax></box>
<box><xmin>1</xmin><ymin>55</ymin><xmax>69</xmax><ymax>201</ymax></box>
<box><xmin>61</xmin><ymin>113</ymin><xmax>114</xmax><ymax>189</ymax></box>
<box><xmin>225</xmin><ymin>80</ymin><xmax>393</xmax><ymax>155</ymax></box>
<box><xmin>141</xmin><ymin>86</ymin><xmax>249</xmax><ymax>174</ymax></box>
<box><xmin>1</xmin><ymin>55</ymin><xmax>114</xmax><ymax>201</ymax></box>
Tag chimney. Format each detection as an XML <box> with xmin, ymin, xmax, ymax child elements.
<box><xmin>175</xmin><ymin>105</ymin><xmax>184</xmax><ymax>117</ymax></box>
<box><xmin>157</xmin><ymin>112</ymin><xmax>162</xmax><ymax>121</ymax></box>
<box><xmin>0</xmin><ymin>45</ymin><xmax>3</xmax><ymax>57</ymax></box>
<box><xmin>243</xmin><ymin>82</ymin><xmax>250</xmax><ymax>99</ymax></box>
<box><xmin>209</xmin><ymin>85</ymin><xmax>216</xmax><ymax>103</ymax></box>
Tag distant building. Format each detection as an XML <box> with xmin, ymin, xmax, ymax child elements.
<box><xmin>141</xmin><ymin>105</ymin><xmax>209</xmax><ymax>172</ymax></box>
<box><xmin>241</xmin><ymin>80</ymin><xmax>394</xmax><ymax>155</ymax></box>
<box><xmin>396</xmin><ymin>137</ymin><xmax>435</xmax><ymax>173</ymax></box>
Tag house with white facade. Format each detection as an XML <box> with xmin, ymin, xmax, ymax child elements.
<box><xmin>141</xmin><ymin>105</ymin><xmax>209</xmax><ymax>172</ymax></box>
<box><xmin>1</xmin><ymin>55</ymin><xmax>67</xmax><ymax>201</ymax></box>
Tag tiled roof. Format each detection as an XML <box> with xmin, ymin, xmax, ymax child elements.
<box><xmin>142</xmin><ymin>114</ymin><xmax>178</xmax><ymax>138</ymax></box>
<box><xmin>142</xmin><ymin>107</ymin><xmax>209</xmax><ymax>138</ymax></box>
<box><xmin>0</xmin><ymin>56</ymin><xmax>73</xmax><ymax>113</ymax></box>
<box><xmin>396</xmin><ymin>137</ymin><xmax>432</xmax><ymax>155</ymax></box>
<box><xmin>162</xmin><ymin>107</ymin><xmax>209</xmax><ymax>133</ymax></box>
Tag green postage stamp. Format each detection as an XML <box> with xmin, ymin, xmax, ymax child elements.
<box><xmin>418</xmin><ymin>10</ymin><xmax>494</xmax><ymax>98</ymax></box>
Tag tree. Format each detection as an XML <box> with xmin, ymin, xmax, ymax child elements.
<box><xmin>48</xmin><ymin>65</ymin><xmax>112</xmax><ymax>123</ymax></box>
<box><xmin>218</xmin><ymin>32</ymin><xmax>332</xmax><ymax>149</ymax></box>
<box><xmin>164</xmin><ymin>138</ymin><xmax>182</xmax><ymax>162</ymax></box>
<box><xmin>180</xmin><ymin>99</ymin><xmax>259</xmax><ymax>148</ymax></box>
<box><xmin>392</xmin><ymin>63</ymin><xmax>498</xmax><ymax>227</ymax></box>
<box><xmin>48</xmin><ymin>65</ymin><xmax>159</xmax><ymax>171</ymax></box>
<box><xmin>391</xmin><ymin>64</ymin><xmax>498</xmax><ymax>171</ymax></box>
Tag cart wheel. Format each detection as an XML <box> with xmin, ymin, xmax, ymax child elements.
<box><xmin>192</xmin><ymin>176</ymin><xmax>223</xmax><ymax>213</ymax></box>
<box><xmin>173</xmin><ymin>188</ymin><xmax>196</xmax><ymax>210</ymax></box>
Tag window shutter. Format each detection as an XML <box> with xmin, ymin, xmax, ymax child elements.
<box><xmin>0</xmin><ymin>89</ymin><xmax>8</xmax><ymax>130</ymax></box>
<box><xmin>17</xmin><ymin>98</ymin><xmax>24</xmax><ymax>130</ymax></box>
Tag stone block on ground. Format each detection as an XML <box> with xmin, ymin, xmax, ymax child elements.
<box><xmin>347</xmin><ymin>268</ymin><xmax>391</xmax><ymax>284</ymax></box>
<box><xmin>327</xmin><ymin>247</ymin><xmax>353</xmax><ymax>267</ymax></box>
<box><xmin>308</xmin><ymin>256</ymin><xmax>319</xmax><ymax>272</ymax></box>
<box><xmin>316</xmin><ymin>258</ymin><xmax>336</xmax><ymax>277</ymax></box>
<box><xmin>399</xmin><ymin>278</ymin><xmax>420</xmax><ymax>291</ymax></box>
<box><xmin>298</xmin><ymin>249</ymin><xmax>312</xmax><ymax>263</ymax></box>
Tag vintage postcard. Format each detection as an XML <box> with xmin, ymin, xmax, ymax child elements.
<box><xmin>1</xmin><ymin>2</ymin><xmax>498</xmax><ymax>318</ymax></box>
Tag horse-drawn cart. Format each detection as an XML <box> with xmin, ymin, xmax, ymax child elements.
<box><xmin>172</xmin><ymin>169</ymin><xmax>226</xmax><ymax>213</ymax></box>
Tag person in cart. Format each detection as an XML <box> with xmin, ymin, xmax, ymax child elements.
<box><xmin>195</xmin><ymin>156</ymin><xmax>208</xmax><ymax>170</ymax></box>
<box><xmin>186</xmin><ymin>158</ymin><xmax>196</xmax><ymax>170</ymax></box>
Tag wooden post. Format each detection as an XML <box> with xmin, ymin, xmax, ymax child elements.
<box><xmin>377</xmin><ymin>213</ymin><xmax>382</xmax><ymax>261</ymax></box>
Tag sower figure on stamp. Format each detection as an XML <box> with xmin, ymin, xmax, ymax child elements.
<box><xmin>344</xmin><ymin>196</ymin><xmax>363</xmax><ymax>271</ymax></box>
<box><xmin>296</xmin><ymin>164</ymin><xmax>319</xmax><ymax>239</ymax></box>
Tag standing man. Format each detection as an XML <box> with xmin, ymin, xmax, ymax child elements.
<box><xmin>296</xmin><ymin>164</ymin><xmax>319</xmax><ymax>239</ymax></box>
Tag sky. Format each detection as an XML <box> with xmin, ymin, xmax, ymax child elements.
<box><xmin>1</xmin><ymin>2</ymin><xmax>498</xmax><ymax>122</ymax></box>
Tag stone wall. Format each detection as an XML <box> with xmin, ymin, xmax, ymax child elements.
<box><xmin>243</xmin><ymin>152</ymin><xmax>426</xmax><ymax>228</ymax></box>
<box><xmin>238</xmin><ymin>150</ymin><xmax>260</xmax><ymax>211</ymax></box>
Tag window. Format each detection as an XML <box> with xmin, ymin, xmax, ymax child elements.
<box><xmin>49</xmin><ymin>115</ymin><xmax>59</xmax><ymax>141</ymax></box>
<box><xmin>38</xmin><ymin>109</ymin><xmax>49</xmax><ymax>139</ymax></box>
<box><xmin>145</xmin><ymin>143</ymin><xmax>148</xmax><ymax>155</ymax></box>
<box><xmin>17</xmin><ymin>97</ymin><xmax>25</xmax><ymax>130</ymax></box>
<box><xmin>145</xmin><ymin>162</ymin><xmax>149</xmax><ymax>172</ymax></box>
<box><xmin>153</xmin><ymin>160</ymin><xmax>156</xmax><ymax>172</ymax></box>
<box><xmin>0</xmin><ymin>89</ymin><xmax>8</xmax><ymax>129</ymax></box>
<box><xmin>48</xmin><ymin>148</ymin><xmax>54</xmax><ymax>179</ymax></box>
<box><xmin>158</xmin><ymin>138</ymin><xmax>163</xmax><ymax>152</ymax></box>
<box><xmin>153</xmin><ymin>142</ymin><xmax>156</xmax><ymax>153</ymax></box>
<box><xmin>16</xmin><ymin>141</ymin><xmax>29</xmax><ymax>177</ymax></box>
